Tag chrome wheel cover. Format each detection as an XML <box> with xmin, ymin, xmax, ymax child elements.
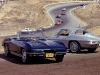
<box><xmin>4</xmin><ymin>45</ymin><xmax>8</xmax><ymax>56</ymax></box>
<box><xmin>70</xmin><ymin>42</ymin><xmax>79</xmax><ymax>52</ymax></box>
<box><xmin>22</xmin><ymin>49</ymin><xmax>27</xmax><ymax>63</ymax></box>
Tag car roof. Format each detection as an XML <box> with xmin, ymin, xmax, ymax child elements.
<box><xmin>59</xmin><ymin>28</ymin><xmax>84</xmax><ymax>34</ymax></box>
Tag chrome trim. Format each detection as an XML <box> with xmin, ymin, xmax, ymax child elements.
<box><xmin>27</xmin><ymin>52</ymin><xmax>66</xmax><ymax>57</ymax></box>
<box><xmin>28</xmin><ymin>52</ymin><xmax>45</xmax><ymax>57</ymax></box>
<box><xmin>55</xmin><ymin>52</ymin><xmax>66</xmax><ymax>55</ymax></box>
<box><xmin>10</xmin><ymin>51</ymin><xmax>22</xmax><ymax>57</ymax></box>
<box><xmin>27</xmin><ymin>52</ymin><xmax>45</xmax><ymax>55</ymax></box>
<box><xmin>56</xmin><ymin>52</ymin><xmax>66</xmax><ymax>54</ymax></box>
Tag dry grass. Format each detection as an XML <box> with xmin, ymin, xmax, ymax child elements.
<box><xmin>72</xmin><ymin>2</ymin><xmax>100</xmax><ymax>35</ymax></box>
<box><xmin>0</xmin><ymin>0</ymin><xmax>66</xmax><ymax>35</ymax></box>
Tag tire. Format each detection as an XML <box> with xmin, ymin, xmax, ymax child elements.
<box><xmin>22</xmin><ymin>49</ymin><xmax>31</xmax><ymax>63</ymax></box>
<box><xmin>55</xmin><ymin>55</ymin><xmax>64</xmax><ymax>62</ymax></box>
<box><xmin>69</xmin><ymin>41</ymin><xmax>80</xmax><ymax>53</ymax></box>
<box><xmin>88</xmin><ymin>48</ymin><xmax>96</xmax><ymax>53</ymax></box>
<box><xmin>4</xmin><ymin>44</ymin><xmax>11</xmax><ymax>57</ymax></box>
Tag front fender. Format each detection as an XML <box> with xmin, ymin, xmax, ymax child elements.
<box><xmin>2</xmin><ymin>38</ymin><xmax>11</xmax><ymax>46</ymax></box>
<box><xmin>11</xmin><ymin>40</ymin><xmax>32</xmax><ymax>50</ymax></box>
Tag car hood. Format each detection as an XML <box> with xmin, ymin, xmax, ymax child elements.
<box><xmin>27</xmin><ymin>40</ymin><xmax>66</xmax><ymax>49</ymax></box>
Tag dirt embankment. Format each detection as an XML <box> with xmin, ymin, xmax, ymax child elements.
<box><xmin>73</xmin><ymin>3</ymin><xmax>100</xmax><ymax>26</ymax></box>
<box><xmin>0</xmin><ymin>1</ymin><xmax>50</xmax><ymax>34</ymax></box>
<box><xmin>73</xmin><ymin>3</ymin><xmax>100</xmax><ymax>35</ymax></box>
<box><xmin>0</xmin><ymin>0</ymin><xmax>67</xmax><ymax>35</ymax></box>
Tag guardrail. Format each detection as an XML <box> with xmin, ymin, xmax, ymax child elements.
<box><xmin>0</xmin><ymin>34</ymin><xmax>16</xmax><ymax>38</ymax></box>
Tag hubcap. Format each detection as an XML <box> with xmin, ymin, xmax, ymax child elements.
<box><xmin>70</xmin><ymin>42</ymin><xmax>79</xmax><ymax>52</ymax></box>
<box><xmin>4</xmin><ymin>45</ymin><xmax>8</xmax><ymax>56</ymax></box>
<box><xmin>22</xmin><ymin>50</ymin><xmax>27</xmax><ymax>62</ymax></box>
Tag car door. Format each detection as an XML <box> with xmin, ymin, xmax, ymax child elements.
<box><xmin>53</xmin><ymin>29</ymin><xmax>70</xmax><ymax>47</ymax></box>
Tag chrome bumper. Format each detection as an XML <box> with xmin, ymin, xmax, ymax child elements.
<box><xmin>27</xmin><ymin>52</ymin><xmax>66</xmax><ymax>57</ymax></box>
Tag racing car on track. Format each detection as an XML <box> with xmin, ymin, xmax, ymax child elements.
<box><xmin>47</xmin><ymin>28</ymin><xmax>100</xmax><ymax>53</ymax></box>
<box><xmin>61</xmin><ymin>12</ymin><xmax>66</xmax><ymax>15</ymax></box>
<box><xmin>61</xmin><ymin>8</ymin><xmax>66</xmax><ymax>11</ymax></box>
<box><xmin>56</xmin><ymin>15</ymin><xmax>61</xmax><ymax>18</ymax></box>
<box><xmin>55</xmin><ymin>19</ymin><xmax>63</xmax><ymax>25</ymax></box>
<box><xmin>2</xmin><ymin>28</ymin><xmax>67</xmax><ymax>63</ymax></box>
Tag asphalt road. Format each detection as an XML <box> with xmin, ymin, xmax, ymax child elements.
<box><xmin>45</xmin><ymin>2</ymin><xmax>89</xmax><ymax>33</ymax></box>
<box><xmin>0</xmin><ymin>48</ymin><xmax>100</xmax><ymax>75</ymax></box>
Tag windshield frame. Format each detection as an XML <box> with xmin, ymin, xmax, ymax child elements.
<box><xmin>16</xmin><ymin>30</ymin><xmax>46</xmax><ymax>40</ymax></box>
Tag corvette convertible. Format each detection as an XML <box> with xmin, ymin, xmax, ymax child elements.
<box><xmin>2</xmin><ymin>29</ymin><xmax>67</xmax><ymax>63</ymax></box>
<box><xmin>47</xmin><ymin>28</ymin><xmax>100</xmax><ymax>53</ymax></box>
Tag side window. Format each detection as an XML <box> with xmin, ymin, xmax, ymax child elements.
<box><xmin>75</xmin><ymin>30</ymin><xmax>83</xmax><ymax>35</ymax></box>
<box><xmin>58</xmin><ymin>29</ymin><xmax>70</xmax><ymax>36</ymax></box>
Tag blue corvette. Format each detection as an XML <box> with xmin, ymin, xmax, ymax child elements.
<box><xmin>2</xmin><ymin>29</ymin><xmax>67</xmax><ymax>63</ymax></box>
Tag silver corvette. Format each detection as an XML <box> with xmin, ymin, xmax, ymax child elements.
<box><xmin>47</xmin><ymin>28</ymin><xmax>100</xmax><ymax>53</ymax></box>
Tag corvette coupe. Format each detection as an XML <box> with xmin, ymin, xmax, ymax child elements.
<box><xmin>2</xmin><ymin>29</ymin><xmax>67</xmax><ymax>63</ymax></box>
<box><xmin>56</xmin><ymin>15</ymin><xmax>61</xmax><ymax>18</ymax></box>
<box><xmin>47</xmin><ymin>28</ymin><xmax>100</xmax><ymax>53</ymax></box>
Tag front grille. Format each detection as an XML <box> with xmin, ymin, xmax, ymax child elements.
<box><xmin>44</xmin><ymin>50</ymin><xmax>55</xmax><ymax>53</ymax></box>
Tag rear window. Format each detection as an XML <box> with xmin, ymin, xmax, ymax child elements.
<box><xmin>75</xmin><ymin>29</ymin><xmax>88</xmax><ymax>35</ymax></box>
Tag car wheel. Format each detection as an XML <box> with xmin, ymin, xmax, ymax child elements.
<box><xmin>69</xmin><ymin>41</ymin><xmax>80</xmax><ymax>53</ymax></box>
<box><xmin>55</xmin><ymin>55</ymin><xmax>64</xmax><ymax>62</ymax></box>
<box><xmin>4</xmin><ymin>44</ymin><xmax>11</xmax><ymax>57</ymax></box>
<box><xmin>88</xmin><ymin>48</ymin><xmax>96</xmax><ymax>53</ymax></box>
<box><xmin>22</xmin><ymin>49</ymin><xmax>30</xmax><ymax>63</ymax></box>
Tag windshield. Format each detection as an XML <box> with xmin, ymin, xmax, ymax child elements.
<box><xmin>17</xmin><ymin>30</ymin><xmax>46</xmax><ymax>40</ymax></box>
<box><xmin>34</xmin><ymin>30</ymin><xmax>46</xmax><ymax>40</ymax></box>
<box><xmin>19</xmin><ymin>32</ymin><xmax>34</xmax><ymax>38</ymax></box>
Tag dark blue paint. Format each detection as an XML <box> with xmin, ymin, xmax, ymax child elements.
<box><xmin>6</xmin><ymin>38</ymin><xmax>67</xmax><ymax>52</ymax></box>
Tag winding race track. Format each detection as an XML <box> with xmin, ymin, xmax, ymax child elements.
<box><xmin>45</xmin><ymin>2</ymin><xmax>88</xmax><ymax>33</ymax></box>
<box><xmin>0</xmin><ymin>2</ymin><xmax>100</xmax><ymax>75</ymax></box>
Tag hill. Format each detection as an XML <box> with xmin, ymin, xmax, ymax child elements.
<box><xmin>0</xmin><ymin>0</ymin><xmax>100</xmax><ymax>35</ymax></box>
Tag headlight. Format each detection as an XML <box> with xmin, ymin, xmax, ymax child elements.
<box><xmin>91</xmin><ymin>41</ymin><xmax>97</xmax><ymax>44</ymax></box>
